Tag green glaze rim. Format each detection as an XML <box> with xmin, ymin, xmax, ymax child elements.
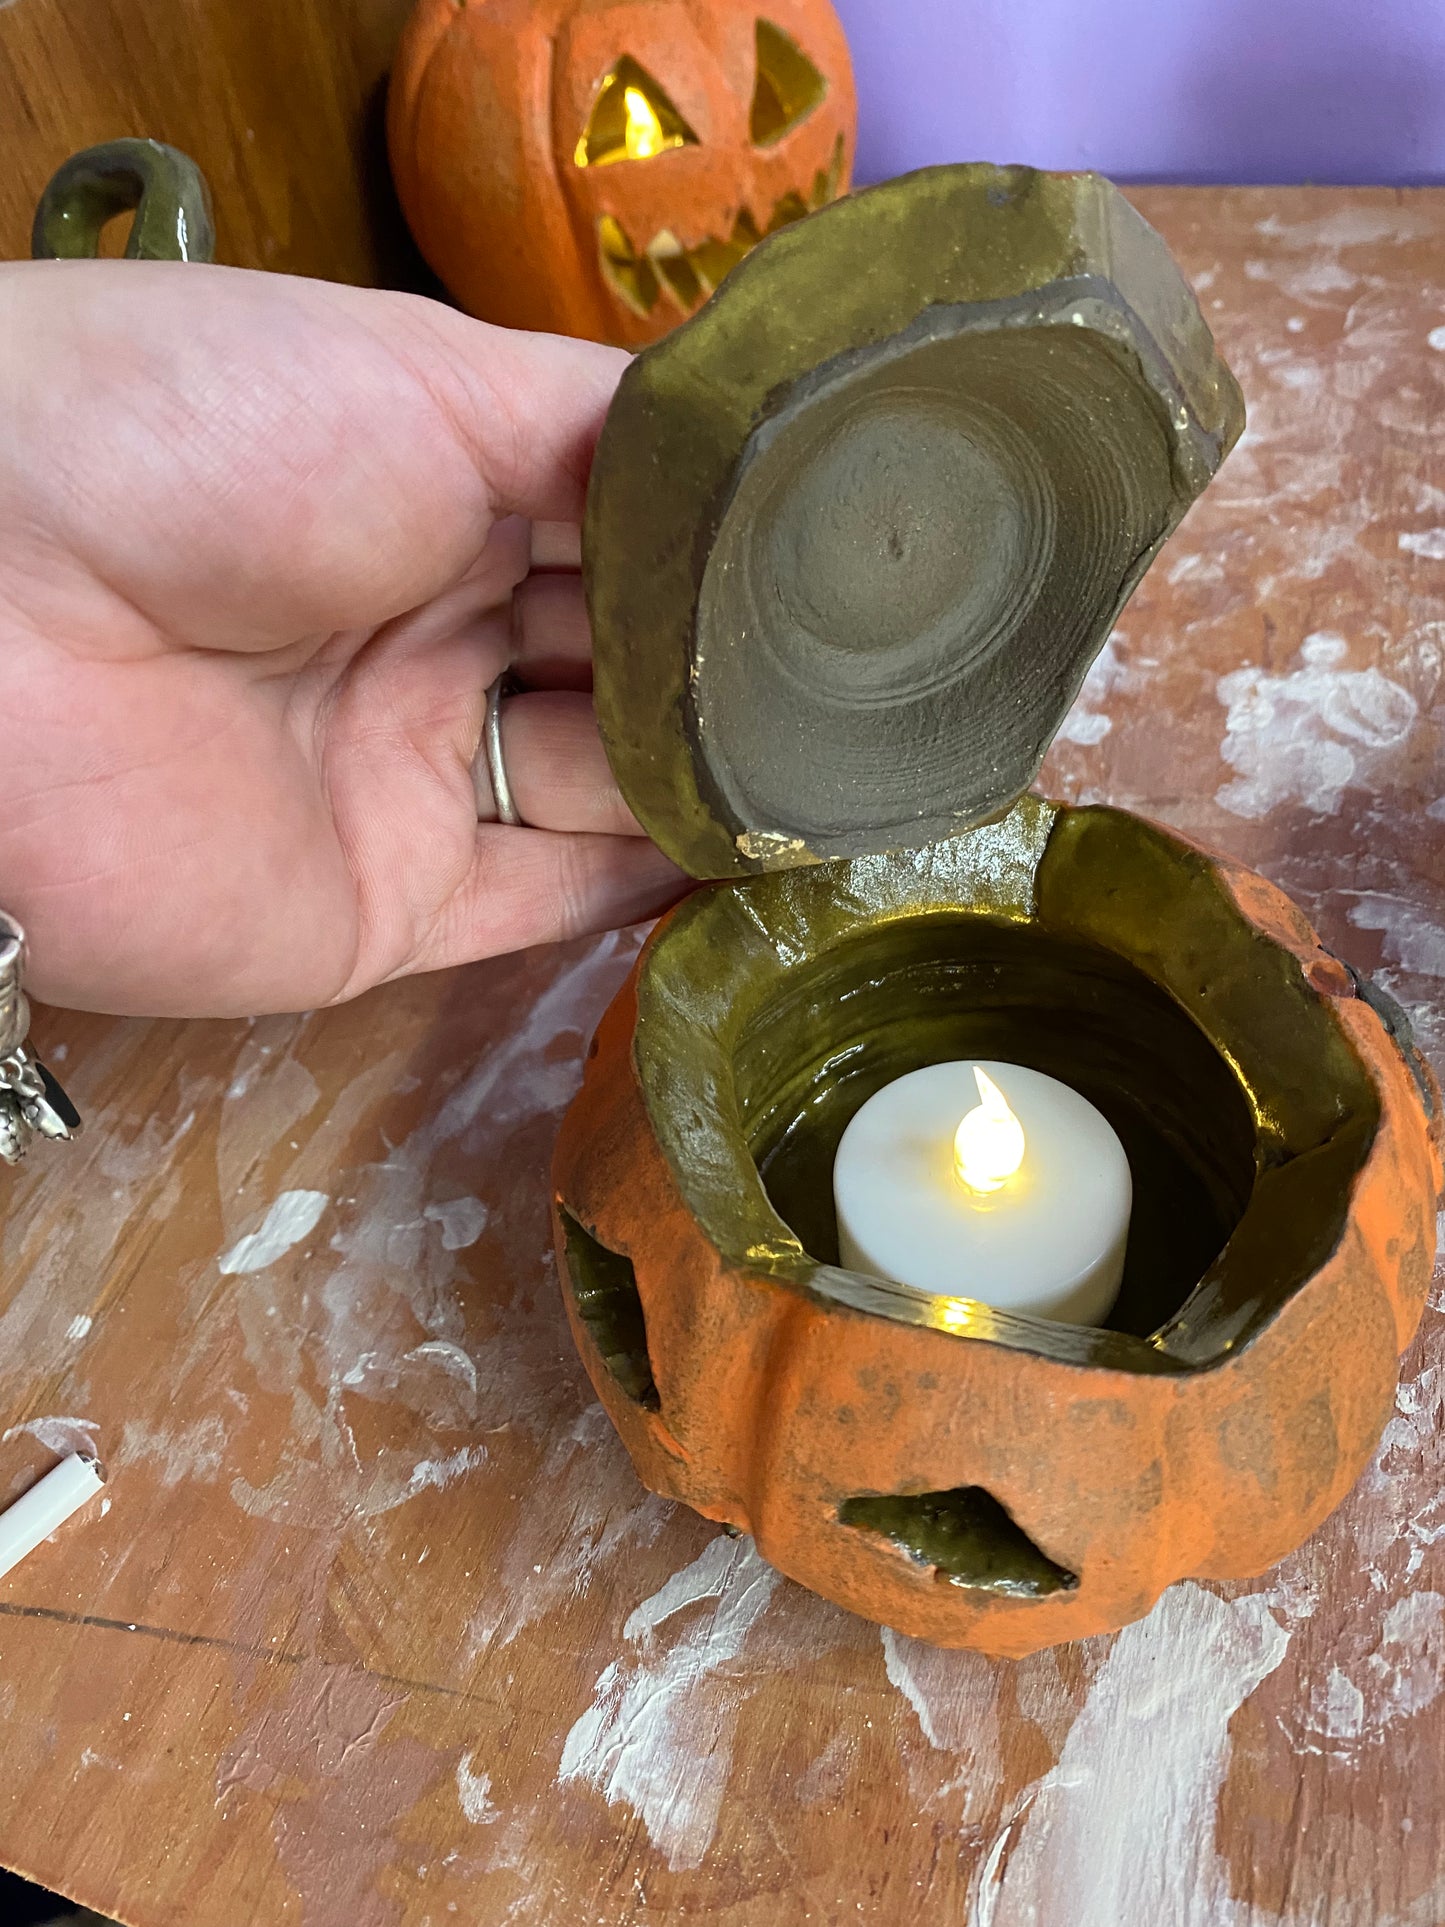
<box><xmin>628</xmin><ymin>797</ymin><xmax>1379</xmax><ymax>1373</ymax></box>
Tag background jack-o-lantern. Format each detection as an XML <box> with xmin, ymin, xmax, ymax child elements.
<box><xmin>388</xmin><ymin>0</ymin><xmax>856</xmax><ymax>347</ymax></box>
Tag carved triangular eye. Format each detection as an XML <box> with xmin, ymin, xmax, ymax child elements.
<box><xmin>575</xmin><ymin>56</ymin><xmax>699</xmax><ymax>168</ymax></box>
<box><xmin>750</xmin><ymin>20</ymin><xmax>827</xmax><ymax>146</ymax></box>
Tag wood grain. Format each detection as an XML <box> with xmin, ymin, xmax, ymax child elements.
<box><xmin>0</xmin><ymin>0</ymin><xmax>425</xmax><ymax>285</ymax></box>
<box><xmin>0</xmin><ymin>187</ymin><xmax>1442</xmax><ymax>1927</ymax></box>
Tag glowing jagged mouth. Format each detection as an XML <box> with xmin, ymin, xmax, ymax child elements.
<box><xmin>597</xmin><ymin>135</ymin><xmax>845</xmax><ymax>318</ymax></box>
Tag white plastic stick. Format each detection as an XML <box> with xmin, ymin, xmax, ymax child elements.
<box><xmin>0</xmin><ymin>1452</ymin><xmax>105</xmax><ymax>1580</ymax></box>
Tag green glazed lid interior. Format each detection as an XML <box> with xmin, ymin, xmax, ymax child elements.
<box><xmin>584</xmin><ymin>164</ymin><xmax>1244</xmax><ymax>880</ymax></box>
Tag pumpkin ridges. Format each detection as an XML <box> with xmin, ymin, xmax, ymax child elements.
<box><xmin>385</xmin><ymin>0</ymin><xmax>464</xmax><ymax>273</ymax></box>
<box><xmin>1336</xmin><ymin>995</ymin><xmax>1443</xmax><ymax>1351</ymax></box>
<box><xmin>553</xmin><ymin>966</ymin><xmax>1429</xmax><ymax>1654</ymax></box>
<box><xmin>551</xmin><ymin>801</ymin><xmax>1439</xmax><ymax>1654</ymax></box>
<box><xmin>395</xmin><ymin>0</ymin><xmax>614</xmax><ymax>338</ymax></box>
<box><xmin>1209</xmin><ymin>842</ymin><xmax>1444</xmax><ymax>1353</ymax></box>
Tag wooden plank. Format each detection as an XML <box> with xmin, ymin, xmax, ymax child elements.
<box><xmin>0</xmin><ymin>0</ymin><xmax>421</xmax><ymax>284</ymax></box>
<box><xmin>0</xmin><ymin>185</ymin><xmax>1440</xmax><ymax>1927</ymax></box>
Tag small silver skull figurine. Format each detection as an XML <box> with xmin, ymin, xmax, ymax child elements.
<box><xmin>0</xmin><ymin>914</ymin><xmax>79</xmax><ymax>1164</ymax></box>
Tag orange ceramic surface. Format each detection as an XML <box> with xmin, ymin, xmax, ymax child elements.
<box><xmin>551</xmin><ymin>802</ymin><xmax>1443</xmax><ymax>1656</ymax></box>
<box><xmin>387</xmin><ymin>0</ymin><xmax>856</xmax><ymax>346</ymax></box>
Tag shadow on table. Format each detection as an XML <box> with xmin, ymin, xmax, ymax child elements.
<box><xmin>0</xmin><ymin>1867</ymin><xmax>115</xmax><ymax>1926</ymax></box>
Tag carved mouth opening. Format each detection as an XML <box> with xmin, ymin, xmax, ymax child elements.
<box><xmin>596</xmin><ymin>134</ymin><xmax>846</xmax><ymax>317</ymax></box>
<box><xmin>839</xmin><ymin>1485</ymin><xmax>1079</xmax><ymax>1596</ymax></box>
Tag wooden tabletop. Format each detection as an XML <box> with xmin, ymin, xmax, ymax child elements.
<box><xmin>0</xmin><ymin>0</ymin><xmax>421</xmax><ymax>289</ymax></box>
<box><xmin>1</xmin><ymin>186</ymin><xmax>1442</xmax><ymax>1927</ymax></box>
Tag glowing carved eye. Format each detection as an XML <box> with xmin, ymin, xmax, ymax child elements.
<box><xmin>575</xmin><ymin>56</ymin><xmax>699</xmax><ymax>167</ymax></box>
<box><xmin>750</xmin><ymin>20</ymin><xmax>827</xmax><ymax>146</ymax></box>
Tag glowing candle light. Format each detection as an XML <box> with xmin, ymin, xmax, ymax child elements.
<box><xmin>623</xmin><ymin>87</ymin><xmax>667</xmax><ymax>160</ymax></box>
<box><xmin>832</xmin><ymin>1061</ymin><xmax>1132</xmax><ymax>1327</ymax></box>
<box><xmin>953</xmin><ymin>1067</ymin><xmax>1026</xmax><ymax>1193</ymax></box>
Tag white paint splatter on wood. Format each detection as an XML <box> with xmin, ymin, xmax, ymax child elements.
<box><xmin>1056</xmin><ymin>630</ymin><xmax>1131</xmax><ymax>745</ymax></box>
<box><xmin>1297</xmin><ymin>1593</ymin><xmax>1445</xmax><ymax>1758</ymax></box>
<box><xmin>1245</xmin><ymin>254</ymin><xmax>1359</xmax><ymax>304</ymax></box>
<box><xmin>1400</xmin><ymin>529</ymin><xmax>1445</xmax><ymax>561</ymax></box>
<box><xmin>223</xmin><ymin>935</ymin><xmax>637</xmax><ymax>1529</ymax></box>
<box><xmin>117</xmin><ymin>1415</ymin><xmax>227</xmax><ymax>1486</ymax></box>
<box><xmin>558</xmin><ymin>1535</ymin><xmax>779</xmax><ymax>1870</ymax></box>
<box><xmin>218</xmin><ymin>1189</ymin><xmax>329</xmax><ymax>1275</ymax></box>
<box><xmin>880</xmin><ymin>1626</ymin><xmax>1001</xmax><ymax>1821</ymax></box>
<box><xmin>2</xmin><ymin>1415</ymin><xmax>100</xmax><ymax>1457</ymax></box>
<box><xmin>456</xmin><ymin>1752</ymin><xmax>500</xmax><ymax>1824</ymax></box>
<box><xmin>1254</xmin><ymin>206</ymin><xmax>1424</xmax><ymax>250</ymax></box>
<box><xmin>423</xmin><ymin>1196</ymin><xmax>490</xmax><ymax>1251</ymax></box>
<box><xmin>466</xmin><ymin>1403</ymin><xmax>672</xmax><ymax>1655</ymax></box>
<box><xmin>972</xmin><ymin>1585</ymin><xmax>1290</xmax><ymax>1927</ymax></box>
<box><xmin>369</xmin><ymin>1445</ymin><xmax>487</xmax><ymax>1517</ymax></box>
<box><xmin>1216</xmin><ymin>633</ymin><xmax>1417</xmax><ymax>818</ymax></box>
<box><xmin>0</xmin><ymin>1059</ymin><xmax>205</xmax><ymax>1399</ymax></box>
<box><xmin>1283</xmin><ymin>1331</ymin><xmax>1445</xmax><ymax>1770</ymax></box>
<box><xmin>1347</xmin><ymin>894</ymin><xmax>1445</xmax><ymax>977</ymax></box>
<box><xmin>1055</xmin><ymin>708</ymin><xmax>1112</xmax><ymax>747</ymax></box>
<box><xmin>882</xmin><ymin>1626</ymin><xmax>1009</xmax><ymax>1819</ymax></box>
<box><xmin>1349</xmin><ymin>1347</ymin><xmax>1445</xmax><ymax>1595</ymax></box>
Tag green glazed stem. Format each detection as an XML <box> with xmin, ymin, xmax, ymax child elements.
<box><xmin>31</xmin><ymin>139</ymin><xmax>214</xmax><ymax>264</ymax></box>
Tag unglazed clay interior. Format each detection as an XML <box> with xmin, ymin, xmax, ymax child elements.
<box><xmin>694</xmin><ymin>315</ymin><xmax>1174</xmax><ymax>858</ymax></box>
<box><xmin>735</xmin><ymin>917</ymin><xmax>1255</xmax><ymax>1338</ymax></box>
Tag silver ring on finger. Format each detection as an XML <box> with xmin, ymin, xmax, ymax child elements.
<box><xmin>476</xmin><ymin>673</ymin><xmax>523</xmax><ymax>827</ymax></box>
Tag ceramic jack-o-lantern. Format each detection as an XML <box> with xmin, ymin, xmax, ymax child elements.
<box><xmin>551</xmin><ymin>165</ymin><xmax>1444</xmax><ymax>1656</ymax></box>
<box><xmin>387</xmin><ymin>0</ymin><xmax>855</xmax><ymax>346</ymax></box>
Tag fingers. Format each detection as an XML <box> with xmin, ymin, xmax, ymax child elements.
<box><xmin>358</xmin><ymin>515</ymin><xmax>530</xmax><ymax>678</ymax></box>
<box><xmin>0</xmin><ymin>262</ymin><xmax>626</xmax><ymax>653</ymax></box>
<box><xmin>511</xmin><ymin>571</ymin><xmax>593</xmax><ymax>688</ymax></box>
<box><xmin>344</xmin><ymin>518</ymin><xmax>590</xmax><ymax>691</ymax></box>
<box><xmin>474</xmin><ymin>690</ymin><xmax>635</xmax><ymax>835</ymax></box>
<box><xmin>434</xmin><ymin>316</ymin><xmax>627</xmax><ymax>526</ymax></box>
<box><xmin>395</xmin><ymin>828</ymin><xmax>689</xmax><ymax>980</ymax></box>
<box><xmin>531</xmin><ymin>520</ymin><xmax>582</xmax><ymax>570</ymax></box>
<box><xmin>329</xmin><ymin>516</ymin><xmax>588</xmax><ymax>700</ymax></box>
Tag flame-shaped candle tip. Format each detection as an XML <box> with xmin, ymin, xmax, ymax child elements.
<box><xmin>953</xmin><ymin>1067</ymin><xmax>1026</xmax><ymax>1194</ymax></box>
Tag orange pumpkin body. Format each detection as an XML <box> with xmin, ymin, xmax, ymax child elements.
<box><xmin>387</xmin><ymin>0</ymin><xmax>856</xmax><ymax>346</ymax></box>
<box><xmin>552</xmin><ymin>807</ymin><xmax>1443</xmax><ymax>1656</ymax></box>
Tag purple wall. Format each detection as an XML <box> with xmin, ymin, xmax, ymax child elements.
<box><xmin>832</xmin><ymin>0</ymin><xmax>1445</xmax><ymax>185</ymax></box>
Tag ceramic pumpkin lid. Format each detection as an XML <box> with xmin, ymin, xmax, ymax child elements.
<box><xmin>583</xmin><ymin>163</ymin><xmax>1245</xmax><ymax>879</ymax></box>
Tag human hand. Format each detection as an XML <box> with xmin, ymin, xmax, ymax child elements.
<box><xmin>0</xmin><ymin>262</ymin><xmax>686</xmax><ymax>1017</ymax></box>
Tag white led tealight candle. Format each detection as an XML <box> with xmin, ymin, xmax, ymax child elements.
<box><xmin>832</xmin><ymin>1060</ymin><xmax>1132</xmax><ymax>1327</ymax></box>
